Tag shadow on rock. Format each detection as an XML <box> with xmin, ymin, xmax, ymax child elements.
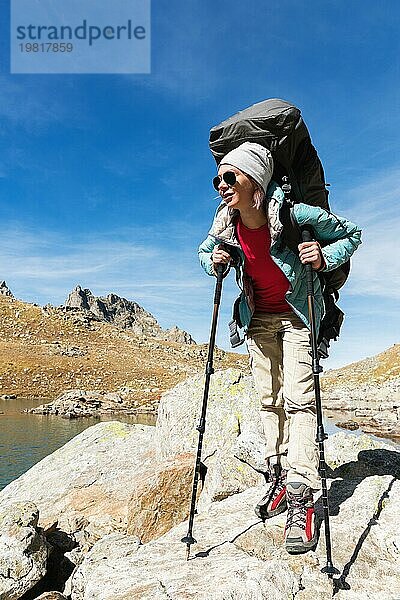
<box><xmin>323</xmin><ymin>448</ymin><xmax>400</xmax><ymax>517</ymax></box>
<box><xmin>20</xmin><ymin>528</ymin><xmax>77</xmax><ymax>600</ymax></box>
<box><xmin>314</xmin><ymin>448</ymin><xmax>400</xmax><ymax>593</ymax></box>
<box><xmin>194</xmin><ymin>520</ymin><xmax>261</xmax><ymax>559</ymax></box>
<box><xmin>332</xmin><ymin>476</ymin><xmax>396</xmax><ymax>595</ymax></box>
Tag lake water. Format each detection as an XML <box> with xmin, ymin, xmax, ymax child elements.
<box><xmin>0</xmin><ymin>397</ymin><xmax>155</xmax><ymax>490</ymax></box>
<box><xmin>0</xmin><ymin>399</ymin><xmax>398</xmax><ymax>491</ymax></box>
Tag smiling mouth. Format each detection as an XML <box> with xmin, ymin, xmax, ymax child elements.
<box><xmin>223</xmin><ymin>192</ymin><xmax>234</xmax><ymax>201</ymax></box>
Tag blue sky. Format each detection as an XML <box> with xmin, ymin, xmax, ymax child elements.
<box><xmin>0</xmin><ymin>0</ymin><xmax>399</xmax><ymax>369</ymax></box>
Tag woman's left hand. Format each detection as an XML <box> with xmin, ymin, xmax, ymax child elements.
<box><xmin>298</xmin><ymin>241</ymin><xmax>324</xmax><ymax>270</ymax></box>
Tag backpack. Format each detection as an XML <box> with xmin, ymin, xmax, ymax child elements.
<box><xmin>209</xmin><ymin>98</ymin><xmax>348</xmax><ymax>358</ymax></box>
<box><xmin>209</xmin><ymin>98</ymin><xmax>329</xmax><ymax>209</ymax></box>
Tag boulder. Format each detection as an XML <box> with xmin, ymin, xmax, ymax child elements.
<box><xmin>336</xmin><ymin>420</ymin><xmax>360</xmax><ymax>431</ymax></box>
<box><xmin>0</xmin><ymin>422</ymin><xmax>156</xmax><ymax>540</ymax></box>
<box><xmin>155</xmin><ymin>369</ymin><xmax>265</xmax><ymax>507</ymax></box>
<box><xmin>0</xmin><ymin>502</ymin><xmax>48</xmax><ymax>599</ymax></box>
<box><xmin>127</xmin><ymin>453</ymin><xmax>194</xmax><ymax>544</ymax></box>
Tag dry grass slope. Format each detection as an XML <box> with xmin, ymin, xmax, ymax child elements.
<box><xmin>0</xmin><ymin>296</ymin><xmax>248</xmax><ymax>404</ymax></box>
<box><xmin>323</xmin><ymin>343</ymin><xmax>400</xmax><ymax>390</ymax></box>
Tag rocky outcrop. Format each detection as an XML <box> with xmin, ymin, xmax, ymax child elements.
<box><xmin>155</xmin><ymin>369</ymin><xmax>265</xmax><ymax>508</ymax></box>
<box><xmin>2</xmin><ymin>369</ymin><xmax>400</xmax><ymax>598</ymax></box>
<box><xmin>27</xmin><ymin>386</ymin><xmax>160</xmax><ymax>418</ymax></box>
<box><xmin>65</xmin><ymin>287</ymin><xmax>161</xmax><ymax>336</ymax></box>
<box><xmin>0</xmin><ymin>502</ymin><xmax>48</xmax><ymax>599</ymax></box>
<box><xmin>162</xmin><ymin>325</ymin><xmax>196</xmax><ymax>345</ymax></box>
<box><xmin>70</xmin><ymin>439</ymin><xmax>400</xmax><ymax>599</ymax></box>
<box><xmin>65</xmin><ymin>286</ymin><xmax>195</xmax><ymax>343</ymax></box>
<box><xmin>0</xmin><ymin>281</ymin><xmax>13</xmax><ymax>297</ymax></box>
<box><xmin>27</xmin><ymin>389</ymin><xmax>138</xmax><ymax>419</ymax></box>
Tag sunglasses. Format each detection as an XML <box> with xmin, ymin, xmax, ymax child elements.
<box><xmin>212</xmin><ymin>171</ymin><xmax>237</xmax><ymax>191</ymax></box>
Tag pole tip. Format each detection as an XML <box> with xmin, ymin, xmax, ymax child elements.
<box><xmin>181</xmin><ymin>534</ymin><xmax>196</xmax><ymax>560</ymax></box>
<box><xmin>321</xmin><ymin>564</ymin><xmax>340</xmax><ymax>577</ymax></box>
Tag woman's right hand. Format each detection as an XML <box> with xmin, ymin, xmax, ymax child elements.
<box><xmin>212</xmin><ymin>244</ymin><xmax>231</xmax><ymax>268</ymax></box>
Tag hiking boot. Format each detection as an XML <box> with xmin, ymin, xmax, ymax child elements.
<box><xmin>254</xmin><ymin>464</ymin><xmax>287</xmax><ymax>520</ymax></box>
<box><xmin>284</xmin><ymin>482</ymin><xmax>317</xmax><ymax>554</ymax></box>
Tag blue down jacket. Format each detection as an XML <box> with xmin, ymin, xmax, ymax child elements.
<box><xmin>198</xmin><ymin>181</ymin><xmax>362</xmax><ymax>341</ymax></box>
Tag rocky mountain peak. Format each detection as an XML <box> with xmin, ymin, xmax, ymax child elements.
<box><xmin>0</xmin><ymin>281</ymin><xmax>13</xmax><ymax>297</ymax></box>
<box><xmin>65</xmin><ymin>285</ymin><xmax>196</xmax><ymax>344</ymax></box>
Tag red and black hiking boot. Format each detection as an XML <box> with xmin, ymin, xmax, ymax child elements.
<box><xmin>254</xmin><ymin>464</ymin><xmax>287</xmax><ymax>520</ymax></box>
<box><xmin>284</xmin><ymin>482</ymin><xmax>317</xmax><ymax>554</ymax></box>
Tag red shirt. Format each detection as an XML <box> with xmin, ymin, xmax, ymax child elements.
<box><xmin>236</xmin><ymin>217</ymin><xmax>291</xmax><ymax>313</ymax></box>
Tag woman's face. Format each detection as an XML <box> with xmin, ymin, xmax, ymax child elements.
<box><xmin>216</xmin><ymin>164</ymin><xmax>255</xmax><ymax>211</ymax></box>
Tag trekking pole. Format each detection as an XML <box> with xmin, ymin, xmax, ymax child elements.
<box><xmin>301</xmin><ymin>228</ymin><xmax>339</xmax><ymax>579</ymax></box>
<box><xmin>181</xmin><ymin>259</ymin><xmax>226</xmax><ymax>561</ymax></box>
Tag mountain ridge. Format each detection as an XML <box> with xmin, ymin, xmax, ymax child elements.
<box><xmin>0</xmin><ymin>282</ymin><xmax>247</xmax><ymax>403</ymax></box>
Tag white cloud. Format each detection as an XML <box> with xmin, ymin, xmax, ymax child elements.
<box><xmin>0</xmin><ymin>223</ymin><xmax>211</xmax><ymax>336</ymax></box>
<box><xmin>341</xmin><ymin>167</ymin><xmax>400</xmax><ymax>300</ymax></box>
<box><xmin>318</xmin><ymin>167</ymin><xmax>400</xmax><ymax>367</ymax></box>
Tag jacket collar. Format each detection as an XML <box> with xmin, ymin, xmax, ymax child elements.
<box><xmin>208</xmin><ymin>180</ymin><xmax>285</xmax><ymax>248</ymax></box>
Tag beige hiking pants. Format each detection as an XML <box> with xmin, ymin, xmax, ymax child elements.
<box><xmin>246</xmin><ymin>311</ymin><xmax>320</xmax><ymax>490</ymax></box>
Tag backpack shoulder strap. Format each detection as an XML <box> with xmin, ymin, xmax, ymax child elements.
<box><xmin>279</xmin><ymin>201</ymin><xmax>303</xmax><ymax>254</ymax></box>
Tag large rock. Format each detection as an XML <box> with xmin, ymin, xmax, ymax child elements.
<box><xmin>69</xmin><ymin>436</ymin><xmax>400</xmax><ymax>599</ymax></box>
<box><xmin>155</xmin><ymin>369</ymin><xmax>265</xmax><ymax>506</ymax></box>
<box><xmin>0</xmin><ymin>421</ymin><xmax>197</xmax><ymax>568</ymax></box>
<box><xmin>0</xmin><ymin>422</ymin><xmax>156</xmax><ymax>539</ymax></box>
<box><xmin>0</xmin><ymin>502</ymin><xmax>48</xmax><ymax>599</ymax></box>
<box><xmin>1</xmin><ymin>370</ymin><xmax>400</xmax><ymax>598</ymax></box>
<box><xmin>127</xmin><ymin>453</ymin><xmax>194</xmax><ymax>544</ymax></box>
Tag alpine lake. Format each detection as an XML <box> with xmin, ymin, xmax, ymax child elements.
<box><xmin>0</xmin><ymin>396</ymin><xmax>155</xmax><ymax>491</ymax></box>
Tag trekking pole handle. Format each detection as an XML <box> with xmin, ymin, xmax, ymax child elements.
<box><xmin>301</xmin><ymin>227</ymin><xmax>315</xmax><ymax>297</ymax></box>
<box><xmin>214</xmin><ymin>243</ymin><xmax>231</xmax><ymax>304</ymax></box>
<box><xmin>214</xmin><ymin>264</ymin><xmax>224</xmax><ymax>304</ymax></box>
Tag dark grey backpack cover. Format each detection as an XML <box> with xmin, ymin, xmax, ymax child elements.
<box><xmin>209</xmin><ymin>98</ymin><xmax>329</xmax><ymax>210</ymax></box>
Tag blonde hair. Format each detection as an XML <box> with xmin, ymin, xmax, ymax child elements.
<box><xmin>251</xmin><ymin>178</ymin><xmax>266</xmax><ymax>210</ymax></box>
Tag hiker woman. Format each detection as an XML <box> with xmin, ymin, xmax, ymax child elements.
<box><xmin>198</xmin><ymin>142</ymin><xmax>362</xmax><ymax>554</ymax></box>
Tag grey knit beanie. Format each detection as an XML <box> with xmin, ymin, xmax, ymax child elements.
<box><xmin>220</xmin><ymin>141</ymin><xmax>274</xmax><ymax>193</ymax></box>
